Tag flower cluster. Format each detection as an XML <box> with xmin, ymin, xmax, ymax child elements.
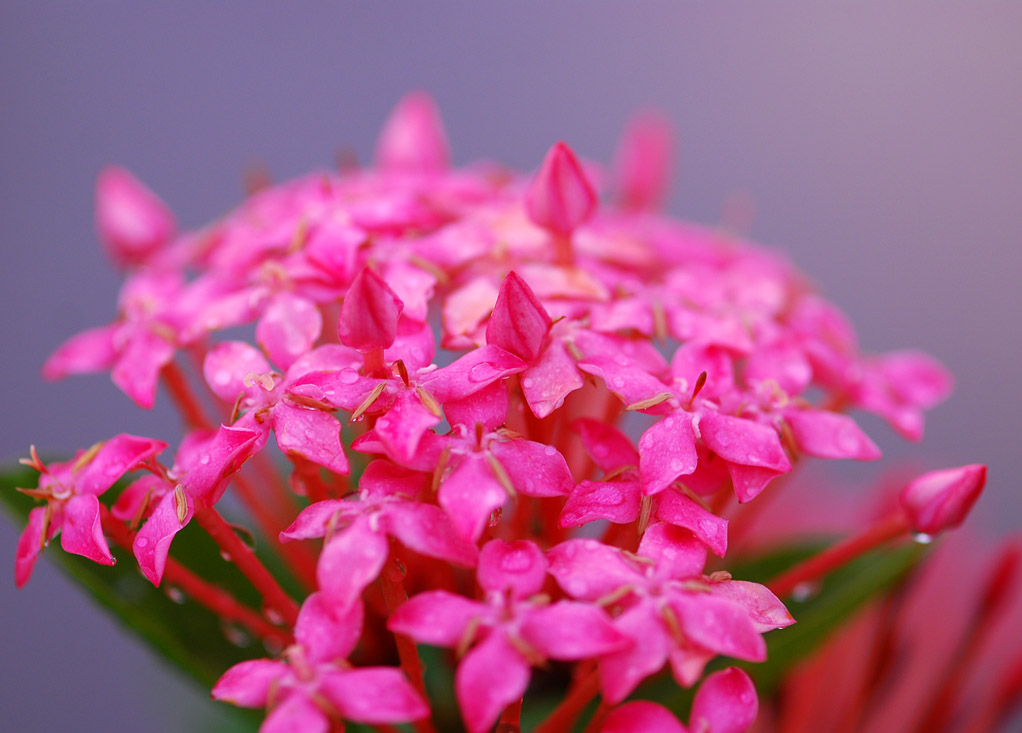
<box><xmin>13</xmin><ymin>92</ymin><xmax>991</xmax><ymax>732</ymax></box>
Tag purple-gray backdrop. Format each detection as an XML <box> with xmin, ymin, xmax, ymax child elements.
<box><xmin>2</xmin><ymin>3</ymin><xmax>1020</xmax><ymax>730</ymax></box>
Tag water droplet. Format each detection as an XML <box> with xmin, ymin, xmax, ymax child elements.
<box><xmin>791</xmin><ymin>581</ymin><xmax>820</xmax><ymax>602</ymax></box>
<box><xmin>614</xmin><ymin>354</ymin><xmax>630</xmax><ymax>367</ymax></box>
<box><xmin>230</xmin><ymin>523</ymin><xmax>258</xmax><ymax>551</ymax></box>
<box><xmin>596</xmin><ymin>488</ymin><xmax>624</xmax><ymax>507</ymax></box>
<box><xmin>522</xmin><ymin>377</ymin><xmax>534</xmax><ymax>389</ymax></box>
<box><xmin>500</xmin><ymin>549</ymin><xmax>533</xmax><ymax>572</ymax></box>
<box><xmin>220</xmin><ymin>621</ymin><xmax>252</xmax><ymax>648</ymax></box>
<box><xmin>164</xmin><ymin>586</ymin><xmax>186</xmax><ymax>604</ymax></box>
<box><xmin>199</xmin><ymin>454</ymin><xmax>211</xmax><ymax>465</ymax></box>
<box><xmin>670</xmin><ymin>459</ymin><xmax>685</xmax><ymax>472</ymax></box>
<box><xmin>746</xmin><ymin>452</ymin><xmax>760</xmax><ymax>465</ymax></box>
<box><xmin>215</xmin><ymin>370</ymin><xmax>232</xmax><ymax>386</ymax></box>
<box><xmin>568</xmin><ymin>579</ymin><xmax>588</xmax><ymax>596</ymax></box>
<box><xmin>220</xmin><ymin>550</ymin><xmax>233</xmax><ymax>562</ymax></box>
<box><xmin>468</xmin><ymin>362</ymin><xmax>498</xmax><ymax>383</ymax></box>
<box><xmin>912</xmin><ymin>532</ymin><xmax>934</xmax><ymax>545</ymax></box>
<box><xmin>338</xmin><ymin>369</ymin><xmax>359</xmax><ymax>385</ymax></box>
<box><xmin>544</xmin><ymin>445</ymin><xmax>557</xmax><ymax>456</ymax></box>
<box><xmin>263</xmin><ymin>604</ymin><xmax>285</xmax><ymax>626</ymax></box>
<box><xmin>611</xmin><ymin>376</ymin><xmax>625</xmax><ymax>388</ymax></box>
<box><xmin>136</xmin><ymin>536</ymin><xmax>149</xmax><ymax>548</ymax></box>
<box><xmin>593</xmin><ymin>444</ymin><xmax>609</xmax><ymax>458</ymax></box>
<box><xmin>263</xmin><ymin>636</ymin><xmax>285</xmax><ymax>656</ymax></box>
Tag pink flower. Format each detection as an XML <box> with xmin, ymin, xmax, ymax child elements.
<box><xmin>899</xmin><ymin>464</ymin><xmax>987</xmax><ymax>536</ymax></box>
<box><xmin>15</xmin><ymin>435</ymin><xmax>166</xmax><ymax>586</ymax></box>
<box><xmin>95</xmin><ymin>166</ymin><xmax>175</xmax><ymax>266</ymax></box>
<box><xmin>213</xmin><ymin>593</ymin><xmax>429</xmax><ymax>731</ymax></box>
<box><xmin>389</xmin><ymin>539</ymin><xmax>630</xmax><ymax>732</ymax></box>
<box><xmin>548</xmin><ymin>524</ymin><xmax>792</xmax><ymax>702</ymax></box>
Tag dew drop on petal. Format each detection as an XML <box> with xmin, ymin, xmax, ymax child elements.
<box><xmin>136</xmin><ymin>536</ymin><xmax>149</xmax><ymax>548</ymax></box>
<box><xmin>522</xmin><ymin>377</ymin><xmax>535</xmax><ymax>388</ymax></box>
<box><xmin>338</xmin><ymin>369</ymin><xmax>359</xmax><ymax>385</ymax></box>
<box><xmin>912</xmin><ymin>532</ymin><xmax>934</xmax><ymax>545</ymax></box>
<box><xmin>469</xmin><ymin>362</ymin><xmax>499</xmax><ymax>383</ymax></box>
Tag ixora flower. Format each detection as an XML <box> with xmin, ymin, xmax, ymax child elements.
<box><xmin>11</xmin><ymin>91</ymin><xmax>993</xmax><ymax>733</ymax></box>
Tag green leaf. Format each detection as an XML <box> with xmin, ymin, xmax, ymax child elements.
<box><xmin>1</xmin><ymin>464</ymin><xmax>271</xmax><ymax>729</ymax></box>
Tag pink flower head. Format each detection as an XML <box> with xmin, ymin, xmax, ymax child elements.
<box><xmin>15</xmin><ymin>435</ymin><xmax>166</xmax><ymax>587</ymax></box>
<box><xmin>614</xmin><ymin>110</ymin><xmax>674</xmax><ymax>212</ymax></box>
<box><xmin>548</xmin><ymin>524</ymin><xmax>792</xmax><ymax>702</ymax></box>
<box><xmin>213</xmin><ymin>593</ymin><xmax>429</xmax><ymax>730</ymax></box>
<box><xmin>375</xmin><ymin>90</ymin><xmax>450</xmax><ymax>174</ymax></box>
<box><xmin>899</xmin><ymin>464</ymin><xmax>986</xmax><ymax>536</ymax></box>
<box><xmin>337</xmin><ymin>267</ymin><xmax>405</xmax><ymax>352</ymax></box>
<box><xmin>602</xmin><ymin>667</ymin><xmax>758</xmax><ymax>733</ymax></box>
<box><xmin>389</xmin><ymin>539</ymin><xmax>630</xmax><ymax>732</ymax></box>
<box><xmin>526</xmin><ymin>141</ymin><xmax>598</xmax><ymax>237</ymax></box>
<box><xmin>95</xmin><ymin>165</ymin><xmax>175</xmax><ymax>266</ymax></box>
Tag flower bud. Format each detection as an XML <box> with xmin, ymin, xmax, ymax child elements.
<box><xmin>485</xmin><ymin>271</ymin><xmax>551</xmax><ymax>362</ymax></box>
<box><xmin>525</xmin><ymin>141</ymin><xmax>597</xmax><ymax>237</ymax></box>
<box><xmin>375</xmin><ymin>91</ymin><xmax>450</xmax><ymax>173</ymax></box>
<box><xmin>614</xmin><ymin>110</ymin><xmax>674</xmax><ymax>211</ymax></box>
<box><xmin>96</xmin><ymin>166</ymin><xmax>175</xmax><ymax>266</ymax></box>
<box><xmin>338</xmin><ymin>267</ymin><xmax>404</xmax><ymax>351</ymax></box>
<box><xmin>899</xmin><ymin>464</ymin><xmax>986</xmax><ymax>535</ymax></box>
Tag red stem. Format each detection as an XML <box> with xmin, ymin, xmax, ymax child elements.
<box><xmin>100</xmin><ymin>507</ymin><xmax>291</xmax><ymax>646</ymax></box>
<box><xmin>535</xmin><ymin>668</ymin><xmax>601</xmax><ymax>733</ymax></box>
<box><xmin>768</xmin><ymin>513</ymin><xmax>910</xmax><ymax>598</ymax></box>
<box><xmin>162</xmin><ymin>360</ymin><xmax>215</xmax><ymax>431</ymax></box>
<box><xmin>193</xmin><ymin>505</ymin><xmax>300</xmax><ymax>627</ymax></box>
<box><xmin>379</xmin><ymin>553</ymin><xmax>436</xmax><ymax>733</ymax></box>
<box><xmin>497</xmin><ymin>698</ymin><xmax>523</xmax><ymax>733</ymax></box>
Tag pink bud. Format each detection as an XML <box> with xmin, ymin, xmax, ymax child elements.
<box><xmin>95</xmin><ymin>166</ymin><xmax>175</xmax><ymax>266</ymax></box>
<box><xmin>375</xmin><ymin>91</ymin><xmax>450</xmax><ymax>173</ymax></box>
<box><xmin>614</xmin><ymin>111</ymin><xmax>674</xmax><ymax>211</ymax></box>
<box><xmin>485</xmin><ymin>271</ymin><xmax>551</xmax><ymax>362</ymax></box>
<box><xmin>338</xmin><ymin>268</ymin><xmax>405</xmax><ymax>351</ymax></box>
<box><xmin>899</xmin><ymin>464</ymin><xmax>986</xmax><ymax>535</ymax></box>
<box><xmin>525</xmin><ymin>141</ymin><xmax>597</xmax><ymax>237</ymax></box>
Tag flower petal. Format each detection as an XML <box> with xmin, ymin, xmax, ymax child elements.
<box><xmin>279</xmin><ymin>499</ymin><xmax>355</xmax><ymax>542</ymax></box>
<box><xmin>438</xmin><ymin>455</ymin><xmax>507</xmax><ymax>542</ymax></box>
<box><xmin>486</xmin><ymin>271</ymin><xmax>551</xmax><ymax>362</ymax></box>
<box><xmin>521</xmin><ymin>341</ymin><xmax>585</xmax><ymax>419</ymax></box>
<box><xmin>690</xmin><ymin>667</ymin><xmax>759</xmax><ymax>733</ymax></box>
<box><xmin>602</xmin><ymin>701</ymin><xmax>688</xmax><ymax>733</ymax></box>
<box><xmin>321</xmin><ymin>667</ymin><xmax>430</xmax><ymax>724</ymax></box>
<box><xmin>388</xmin><ymin>590</ymin><xmax>485</xmax><ymax>647</ymax></box>
<box><xmin>490</xmin><ymin>439</ymin><xmax>573</xmax><ymax>497</ymax></box>
<box><xmin>422</xmin><ymin>344</ymin><xmax>526</xmax><ymax>403</ymax></box>
<box><xmin>74</xmin><ymin>433</ymin><xmax>167</xmax><ymax>496</ymax></box>
<box><xmin>273</xmin><ymin>404</ymin><xmax>349</xmax><ymax>476</ymax></box>
<box><xmin>211</xmin><ymin>658</ymin><xmax>289</xmax><ymax>708</ymax></box>
<box><xmin>638</xmin><ymin>410</ymin><xmax>698</xmax><ymax>495</ymax></box>
<box><xmin>256</xmin><ymin>293</ymin><xmax>322</xmax><ymax>371</ymax></box>
<box><xmin>134</xmin><ymin>488</ymin><xmax>193</xmax><ymax>585</ymax></box>
<box><xmin>373</xmin><ymin>390</ymin><xmax>440</xmax><ymax>465</ymax></box>
<box><xmin>316</xmin><ymin>517</ymin><xmax>389</xmax><ymax>611</ymax></box>
<box><xmin>15</xmin><ymin>506</ymin><xmax>58</xmax><ymax>588</ymax></box>
<box><xmin>547</xmin><ymin>538</ymin><xmax>642</xmax><ymax>602</ymax></box>
<box><xmin>456</xmin><ymin>632</ymin><xmax>531</xmax><ymax>733</ymax></box>
<box><xmin>669</xmin><ymin>594</ymin><xmax>766</xmax><ymax>662</ymax></box>
<box><xmin>783</xmin><ymin>409</ymin><xmax>881</xmax><ymax>461</ymax></box>
<box><xmin>573</xmin><ymin>418</ymin><xmax>640</xmax><ymax>473</ymax></box>
<box><xmin>383</xmin><ymin>502</ymin><xmax>478</xmax><ymax>567</ymax></box>
<box><xmin>520</xmin><ymin>602</ymin><xmax>631</xmax><ymax>660</ymax></box>
<box><xmin>560</xmin><ymin>480</ymin><xmax>641</xmax><ymax>528</ymax></box>
<box><xmin>262</xmin><ymin>693</ymin><xmax>328</xmax><ymax>733</ymax></box>
<box><xmin>295</xmin><ymin>593</ymin><xmax>364</xmax><ymax>664</ymax></box>
<box><xmin>42</xmin><ymin>325</ymin><xmax>118</xmax><ymax>380</ymax></box>
<box><xmin>203</xmin><ymin>341</ymin><xmax>273</xmax><ymax>402</ymax></box>
<box><xmin>111</xmin><ymin>328</ymin><xmax>176</xmax><ymax>409</ymax></box>
<box><xmin>338</xmin><ymin>267</ymin><xmax>404</xmax><ymax>351</ymax></box>
<box><xmin>478</xmin><ymin>539</ymin><xmax>548</xmax><ymax>598</ymax></box>
<box><xmin>638</xmin><ymin>522</ymin><xmax>708</xmax><ymax>580</ymax></box>
<box><xmin>60</xmin><ymin>494</ymin><xmax>115</xmax><ymax>566</ymax></box>
<box><xmin>600</xmin><ymin>600</ymin><xmax>670</xmax><ymax>703</ymax></box>
<box><xmin>655</xmin><ymin>489</ymin><xmax>728</xmax><ymax>558</ymax></box>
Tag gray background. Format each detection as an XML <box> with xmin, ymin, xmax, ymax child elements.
<box><xmin>2</xmin><ymin>3</ymin><xmax>1020</xmax><ymax>730</ymax></box>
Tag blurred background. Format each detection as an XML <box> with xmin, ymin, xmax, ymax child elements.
<box><xmin>2</xmin><ymin>3</ymin><xmax>1020</xmax><ymax>730</ymax></box>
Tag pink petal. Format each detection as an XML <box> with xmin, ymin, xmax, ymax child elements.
<box><xmin>444</xmin><ymin>381</ymin><xmax>509</xmax><ymax>431</ymax></box>
<box><xmin>690</xmin><ymin>667</ymin><xmax>759</xmax><ymax>733</ymax></box>
<box><xmin>111</xmin><ymin>328</ymin><xmax>176</xmax><ymax>409</ymax></box>
<box><xmin>709</xmin><ymin>581</ymin><xmax>794</xmax><ymax>633</ymax></box>
<box><xmin>184</xmin><ymin>424</ymin><xmax>262</xmax><ymax>505</ymax></box>
<box><xmin>614</xmin><ymin>111</ymin><xmax>674</xmax><ymax>212</ymax></box>
<box><xmin>490</xmin><ymin>439</ymin><xmax>573</xmax><ymax>497</ymax></box>
<box><xmin>699</xmin><ymin>411</ymin><xmax>791</xmax><ymax>473</ymax></box>
<box><xmin>879</xmin><ymin>350</ymin><xmax>954</xmax><ymax>409</ymax></box>
<box><xmin>456</xmin><ymin>632</ymin><xmax>532</xmax><ymax>733</ymax></box>
<box><xmin>525</xmin><ymin>141</ymin><xmax>597</xmax><ymax>236</ymax></box>
<box><xmin>60</xmin><ymin>494</ymin><xmax>115</xmax><ymax>566</ymax></box>
<box><xmin>655</xmin><ymin>490</ymin><xmax>728</xmax><ymax>558</ymax></box>
<box><xmin>256</xmin><ymin>293</ymin><xmax>322</xmax><ymax>372</ymax></box>
<box><xmin>573</xmin><ymin>418</ymin><xmax>640</xmax><ymax>473</ymax></box>
<box><xmin>783</xmin><ymin>409</ymin><xmax>881</xmax><ymax>461</ymax></box>
<box><xmin>383</xmin><ymin>502</ymin><xmax>478</xmax><ymax>567</ymax></box>
<box><xmin>111</xmin><ymin>474</ymin><xmax>166</xmax><ymax>521</ymax></box>
<box><xmin>602</xmin><ymin>701</ymin><xmax>688</xmax><ymax>733</ymax></box>
<box><xmin>381</xmin><ymin>262</ymin><xmax>436</xmax><ymax>323</ymax></box>
<box><xmin>338</xmin><ymin>267</ymin><xmax>404</xmax><ymax>351</ymax></box>
<box><xmin>600</xmin><ymin>601</ymin><xmax>671</xmax><ymax>703</ymax></box>
<box><xmin>385</xmin><ymin>318</ymin><xmax>436</xmax><ymax>372</ymax></box>
<box><xmin>477</xmin><ymin>539</ymin><xmax>548</xmax><ymax>599</ymax></box>
<box><xmin>304</xmin><ymin>218</ymin><xmax>366</xmax><ymax>284</ymax></box>
<box><xmin>273</xmin><ymin>404</ymin><xmax>349</xmax><ymax>475</ymax></box>
<box><xmin>286</xmin><ymin>343</ymin><xmax>363</xmax><ymax>381</ymax></box>
<box><xmin>279</xmin><ymin>499</ymin><xmax>354</xmax><ymax>541</ymax></box>
<box><xmin>360</xmin><ymin>459</ymin><xmax>428</xmax><ymax>499</ymax></box>
<box><xmin>899</xmin><ymin>464</ymin><xmax>987</xmax><ymax>535</ymax></box>
<box><xmin>262</xmin><ymin>693</ymin><xmax>328</xmax><ymax>733</ymax></box>
<box><xmin>295</xmin><ymin>593</ymin><xmax>364</xmax><ymax>664</ymax></box>
<box><xmin>521</xmin><ymin>341</ymin><xmax>585</xmax><ymax>418</ymax></box>
<box><xmin>743</xmin><ymin>341</ymin><xmax>811</xmax><ymax>397</ymax></box>
<box><xmin>485</xmin><ymin>271</ymin><xmax>552</xmax><ymax>362</ymax></box>
<box><xmin>422</xmin><ymin>344</ymin><xmax>527</xmax><ymax>403</ymax></box>
<box><xmin>560</xmin><ymin>480</ymin><xmax>641</xmax><ymax>528</ymax></box>
<box><xmin>316</xmin><ymin>517</ymin><xmax>389</xmax><ymax>611</ymax></box>
<box><xmin>204</xmin><ymin>341</ymin><xmax>272</xmax><ymax>402</ymax></box>
<box><xmin>375</xmin><ymin>91</ymin><xmax>450</xmax><ymax>173</ymax></box>
<box><xmin>638</xmin><ymin>411</ymin><xmax>698</xmax><ymax>495</ymax></box>
<box><xmin>321</xmin><ymin>667</ymin><xmax>430</xmax><ymax>724</ymax></box>
<box><xmin>670</xmin><ymin>343</ymin><xmax>736</xmax><ymax>401</ymax></box>
<box><xmin>547</xmin><ymin>539</ymin><xmax>642</xmax><ymax>602</ymax></box>
<box><xmin>727</xmin><ymin>463</ymin><xmax>787</xmax><ymax>504</ymax></box>
<box><xmin>520</xmin><ymin>602</ymin><xmax>631</xmax><ymax>659</ymax></box>
<box><xmin>211</xmin><ymin>658</ymin><xmax>289</xmax><ymax>707</ymax></box>
<box><xmin>438</xmin><ymin>455</ymin><xmax>508</xmax><ymax>542</ymax></box>
<box><xmin>442</xmin><ymin>276</ymin><xmax>499</xmax><ymax>345</ymax></box>
<box><xmin>638</xmin><ymin>523</ymin><xmax>708</xmax><ymax>580</ymax></box>
<box><xmin>388</xmin><ymin>590</ymin><xmax>485</xmax><ymax>647</ymax></box>
<box><xmin>15</xmin><ymin>507</ymin><xmax>58</xmax><ymax>588</ymax></box>
<box><xmin>95</xmin><ymin>166</ymin><xmax>175</xmax><ymax>265</ymax></box>
<box><xmin>42</xmin><ymin>325</ymin><xmax>118</xmax><ymax>380</ymax></box>
<box><xmin>134</xmin><ymin>488</ymin><xmax>193</xmax><ymax>585</ymax></box>
<box><xmin>74</xmin><ymin>433</ymin><xmax>167</xmax><ymax>496</ymax></box>
<box><xmin>373</xmin><ymin>390</ymin><xmax>440</xmax><ymax>465</ymax></box>
<box><xmin>669</xmin><ymin>594</ymin><xmax>766</xmax><ymax>662</ymax></box>
<box><xmin>577</xmin><ymin>359</ymin><xmax>671</xmax><ymax>410</ymax></box>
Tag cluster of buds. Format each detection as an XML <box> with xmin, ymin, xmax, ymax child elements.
<box><xmin>13</xmin><ymin>92</ymin><xmax>995</xmax><ymax>732</ymax></box>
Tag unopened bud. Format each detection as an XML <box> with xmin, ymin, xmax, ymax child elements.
<box><xmin>338</xmin><ymin>267</ymin><xmax>404</xmax><ymax>351</ymax></box>
<box><xmin>96</xmin><ymin>166</ymin><xmax>175</xmax><ymax>266</ymax></box>
<box><xmin>614</xmin><ymin>110</ymin><xmax>674</xmax><ymax>211</ymax></box>
<box><xmin>485</xmin><ymin>271</ymin><xmax>551</xmax><ymax>362</ymax></box>
<box><xmin>525</xmin><ymin>141</ymin><xmax>597</xmax><ymax>237</ymax></box>
<box><xmin>374</xmin><ymin>91</ymin><xmax>450</xmax><ymax>173</ymax></box>
<box><xmin>899</xmin><ymin>464</ymin><xmax>986</xmax><ymax>535</ymax></box>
